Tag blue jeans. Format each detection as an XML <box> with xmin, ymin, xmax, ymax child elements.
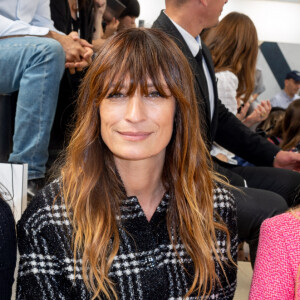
<box><xmin>0</xmin><ymin>36</ymin><xmax>65</xmax><ymax>180</ymax></box>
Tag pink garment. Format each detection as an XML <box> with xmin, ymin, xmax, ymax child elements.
<box><xmin>249</xmin><ymin>212</ymin><xmax>300</xmax><ymax>300</ymax></box>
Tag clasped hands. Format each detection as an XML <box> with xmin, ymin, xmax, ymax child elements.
<box><xmin>62</xmin><ymin>31</ymin><xmax>94</xmax><ymax>74</ymax></box>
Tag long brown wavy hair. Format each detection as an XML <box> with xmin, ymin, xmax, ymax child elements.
<box><xmin>203</xmin><ymin>12</ymin><xmax>258</xmax><ymax>102</ymax></box>
<box><xmin>281</xmin><ymin>99</ymin><xmax>300</xmax><ymax>150</ymax></box>
<box><xmin>60</xmin><ymin>28</ymin><xmax>233</xmax><ymax>299</ymax></box>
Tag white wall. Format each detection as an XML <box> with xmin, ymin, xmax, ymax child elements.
<box><xmin>137</xmin><ymin>0</ymin><xmax>300</xmax><ymax>44</ymax></box>
<box><xmin>138</xmin><ymin>0</ymin><xmax>165</xmax><ymax>28</ymax></box>
<box><xmin>221</xmin><ymin>0</ymin><xmax>300</xmax><ymax>44</ymax></box>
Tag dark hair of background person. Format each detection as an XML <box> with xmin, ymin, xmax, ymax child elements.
<box><xmin>0</xmin><ymin>185</ymin><xmax>17</xmax><ymax>300</ymax></box>
<box><xmin>202</xmin><ymin>12</ymin><xmax>258</xmax><ymax>102</ymax></box>
<box><xmin>281</xmin><ymin>99</ymin><xmax>300</xmax><ymax>150</ymax></box>
<box><xmin>256</xmin><ymin>107</ymin><xmax>286</xmax><ymax>139</ymax></box>
<box><xmin>57</xmin><ymin>28</ymin><xmax>233</xmax><ymax>299</ymax></box>
<box><xmin>119</xmin><ymin>0</ymin><xmax>140</xmax><ymax>18</ymax></box>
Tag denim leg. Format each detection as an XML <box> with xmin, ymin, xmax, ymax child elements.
<box><xmin>0</xmin><ymin>36</ymin><xmax>65</xmax><ymax>179</ymax></box>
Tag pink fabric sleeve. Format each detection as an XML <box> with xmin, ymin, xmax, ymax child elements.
<box><xmin>249</xmin><ymin>216</ymin><xmax>295</xmax><ymax>300</ymax></box>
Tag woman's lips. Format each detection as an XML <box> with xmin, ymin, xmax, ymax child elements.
<box><xmin>117</xmin><ymin>131</ymin><xmax>152</xmax><ymax>141</ymax></box>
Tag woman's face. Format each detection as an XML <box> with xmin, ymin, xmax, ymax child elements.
<box><xmin>100</xmin><ymin>77</ymin><xmax>176</xmax><ymax>163</ymax></box>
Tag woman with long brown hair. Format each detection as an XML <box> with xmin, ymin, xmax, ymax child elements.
<box><xmin>17</xmin><ymin>28</ymin><xmax>237</xmax><ymax>299</ymax></box>
<box><xmin>203</xmin><ymin>12</ymin><xmax>271</xmax><ymax>164</ymax></box>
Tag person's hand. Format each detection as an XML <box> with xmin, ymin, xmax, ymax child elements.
<box><xmin>103</xmin><ymin>18</ymin><xmax>119</xmax><ymax>38</ymax></box>
<box><xmin>92</xmin><ymin>38</ymin><xmax>106</xmax><ymax>52</ymax></box>
<box><xmin>64</xmin><ymin>32</ymin><xmax>94</xmax><ymax>73</ymax></box>
<box><xmin>47</xmin><ymin>31</ymin><xmax>93</xmax><ymax>74</ymax></box>
<box><xmin>251</xmin><ymin>93</ymin><xmax>259</xmax><ymax>101</ymax></box>
<box><xmin>273</xmin><ymin>151</ymin><xmax>300</xmax><ymax>172</ymax></box>
<box><xmin>255</xmin><ymin>100</ymin><xmax>271</xmax><ymax>121</ymax></box>
<box><xmin>216</xmin><ymin>153</ymin><xmax>229</xmax><ymax>163</ymax></box>
<box><xmin>243</xmin><ymin>100</ymin><xmax>271</xmax><ymax>127</ymax></box>
<box><xmin>65</xmin><ymin>46</ymin><xmax>93</xmax><ymax>73</ymax></box>
<box><xmin>236</xmin><ymin>100</ymin><xmax>250</xmax><ymax>121</ymax></box>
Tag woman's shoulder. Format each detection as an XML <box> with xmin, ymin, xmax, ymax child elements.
<box><xmin>262</xmin><ymin>211</ymin><xmax>300</xmax><ymax>236</ymax></box>
<box><xmin>17</xmin><ymin>179</ymin><xmax>67</xmax><ymax>235</ymax></box>
<box><xmin>213</xmin><ymin>183</ymin><xmax>236</xmax><ymax>210</ymax></box>
<box><xmin>213</xmin><ymin>183</ymin><xmax>237</xmax><ymax>229</ymax></box>
<box><xmin>216</xmin><ymin>70</ymin><xmax>238</xmax><ymax>83</ymax></box>
<box><xmin>260</xmin><ymin>211</ymin><xmax>300</xmax><ymax>256</ymax></box>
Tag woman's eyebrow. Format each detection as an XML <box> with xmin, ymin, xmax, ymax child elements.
<box><xmin>109</xmin><ymin>83</ymin><xmax>124</xmax><ymax>88</ymax></box>
<box><xmin>146</xmin><ymin>82</ymin><xmax>169</xmax><ymax>89</ymax></box>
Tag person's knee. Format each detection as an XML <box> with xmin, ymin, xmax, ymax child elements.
<box><xmin>275</xmin><ymin>170</ymin><xmax>300</xmax><ymax>206</ymax></box>
<box><xmin>39</xmin><ymin>38</ymin><xmax>65</xmax><ymax>76</ymax></box>
<box><xmin>284</xmin><ymin>171</ymin><xmax>300</xmax><ymax>206</ymax></box>
<box><xmin>233</xmin><ymin>187</ymin><xmax>288</xmax><ymax>241</ymax></box>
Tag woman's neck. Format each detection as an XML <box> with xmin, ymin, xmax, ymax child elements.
<box><xmin>115</xmin><ymin>156</ymin><xmax>165</xmax><ymax>221</ymax></box>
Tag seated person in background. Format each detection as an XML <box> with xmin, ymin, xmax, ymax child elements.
<box><xmin>17</xmin><ymin>28</ymin><xmax>238</xmax><ymax>300</ymax></box>
<box><xmin>50</xmin><ymin>0</ymin><xmax>94</xmax><ymax>45</ymax></box>
<box><xmin>203</xmin><ymin>12</ymin><xmax>271</xmax><ymax>164</ymax></box>
<box><xmin>53</xmin><ymin>0</ymin><xmax>117</xmax><ymax>52</ymax></box>
<box><xmin>247</xmin><ymin>67</ymin><xmax>267</xmax><ymax>117</ymax></box>
<box><xmin>48</xmin><ymin>0</ymin><xmax>99</xmax><ymax>167</ymax></box>
<box><xmin>270</xmin><ymin>70</ymin><xmax>300</xmax><ymax>109</ymax></box>
<box><xmin>281</xmin><ymin>99</ymin><xmax>300</xmax><ymax>152</ymax></box>
<box><xmin>92</xmin><ymin>0</ymin><xmax>119</xmax><ymax>51</ymax></box>
<box><xmin>252</xmin><ymin>68</ymin><xmax>266</xmax><ymax>102</ymax></box>
<box><xmin>0</xmin><ymin>189</ymin><xmax>16</xmax><ymax>300</ymax></box>
<box><xmin>118</xmin><ymin>0</ymin><xmax>140</xmax><ymax>30</ymax></box>
<box><xmin>256</xmin><ymin>107</ymin><xmax>286</xmax><ymax>146</ymax></box>
<box><xmin>153</xmin><ymin>0</ymin><xmax>300</xmax><ymax>266</ymax></box>
<box><xmin>0</xmin><ymin>0</ymin><xmax>93</xmax><ymax>197</ymax></box>
<box><xmin>249</xmin><ymin>206</ymin><xmax>300</xmax><ymax>299</ymax></box>
<box><xmin>94</xmin><ymin>0</ymin><xmax>140</xmax><ymax>43</ymax></box>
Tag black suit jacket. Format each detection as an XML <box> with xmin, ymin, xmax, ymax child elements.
<box><xmin>153</xmin><ymin>11</ymin><xmax>279</xmax><ymax>166</ymax></box>
<box><xmin>50</xmin><ymin>0</ymin><xmax>94</xmax><ymax>43</ymax></box>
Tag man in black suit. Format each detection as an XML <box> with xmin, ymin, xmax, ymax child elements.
<box><xmin>153</xmin><ymin>0</ymin><xmax>300</xmax><ymax>265</ymax></box>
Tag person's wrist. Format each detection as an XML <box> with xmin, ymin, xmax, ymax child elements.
<box><xmin>273</xmin><ymin>150</ymin><xmax>282</xmax><ymax>168</ymax></box>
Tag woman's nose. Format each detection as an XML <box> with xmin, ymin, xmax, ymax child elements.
<box><xmin>125</xmin><ymin>94</ymin><xmax>146</xmax><ymax>123</ymax></box>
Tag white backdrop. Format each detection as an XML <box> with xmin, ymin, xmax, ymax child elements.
<box><xmin>137</xmin><ymin>0</ymin><xmax>300</xmax><ymax>44</ymax></box>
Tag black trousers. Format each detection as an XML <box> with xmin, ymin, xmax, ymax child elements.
<box><xmin>215</xmin><ymin>160</ymin><xmax>300</xmax><ymax>265</ymax></box>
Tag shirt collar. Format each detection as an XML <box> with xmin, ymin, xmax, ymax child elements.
<box><xmin>117</xmin><ymin>194</ymin><xmax>170</xmax><ymax>222</ymax></box>
<box><xmin>164</xmin><ymin>10</ymin><xmax>201</xmax><ymax>57</ymax></box>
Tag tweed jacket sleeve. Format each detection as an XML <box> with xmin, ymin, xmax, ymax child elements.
<box><xmin>16</xmin><ymin>183</ymin><xmax>89</xmax><ymax>300</ymax></box>
<box><xmin>249</xmin><ymin>212</ymin><xmax>300</xmax><ymax>300</ymax></box>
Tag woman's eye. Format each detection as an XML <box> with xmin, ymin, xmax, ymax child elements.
<box><xmin>107</xmin><ymin>92</ymin><xmax>125</xmax><ymax>99</ymax></box>
<box><xmin>147</xmin><ymin>91</ymin><xmax>162</xmax><ymax>98</ymax></box>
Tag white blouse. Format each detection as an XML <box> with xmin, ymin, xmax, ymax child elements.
<box><xmin>211</xmin><ymin>71</ymin><xmax>239</xmax><ymax>164</ymax></box>
<box><xmin>215</xmin><ymin>70</ymin><xmax>239</xmax><ymax>114</ymax></box>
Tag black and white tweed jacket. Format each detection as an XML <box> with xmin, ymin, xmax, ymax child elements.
<box><xmin>17</xmin><ymin>181</ymin><xmax>238</xmax><ymax>299</ymax></box>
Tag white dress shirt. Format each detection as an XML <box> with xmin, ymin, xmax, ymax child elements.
<box><xmin>270</xmin><ymin>90</ymin><xmax>299</xmax><ymax>109</ymax></box>
<box><xmin>0</xmin><ymin>0</ymin><xmax>61</xmax><ymax>37</ymax></box>
<box><xmin>165</xmin><ymin>11</ymin><xmax>215</xmax><ymax>120</ymax></box>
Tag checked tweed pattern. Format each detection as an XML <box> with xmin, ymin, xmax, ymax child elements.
<box><xmin>17</xmin><ymin>181</ymin><xmax>238</xmax><ymax>299</ymax></box>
